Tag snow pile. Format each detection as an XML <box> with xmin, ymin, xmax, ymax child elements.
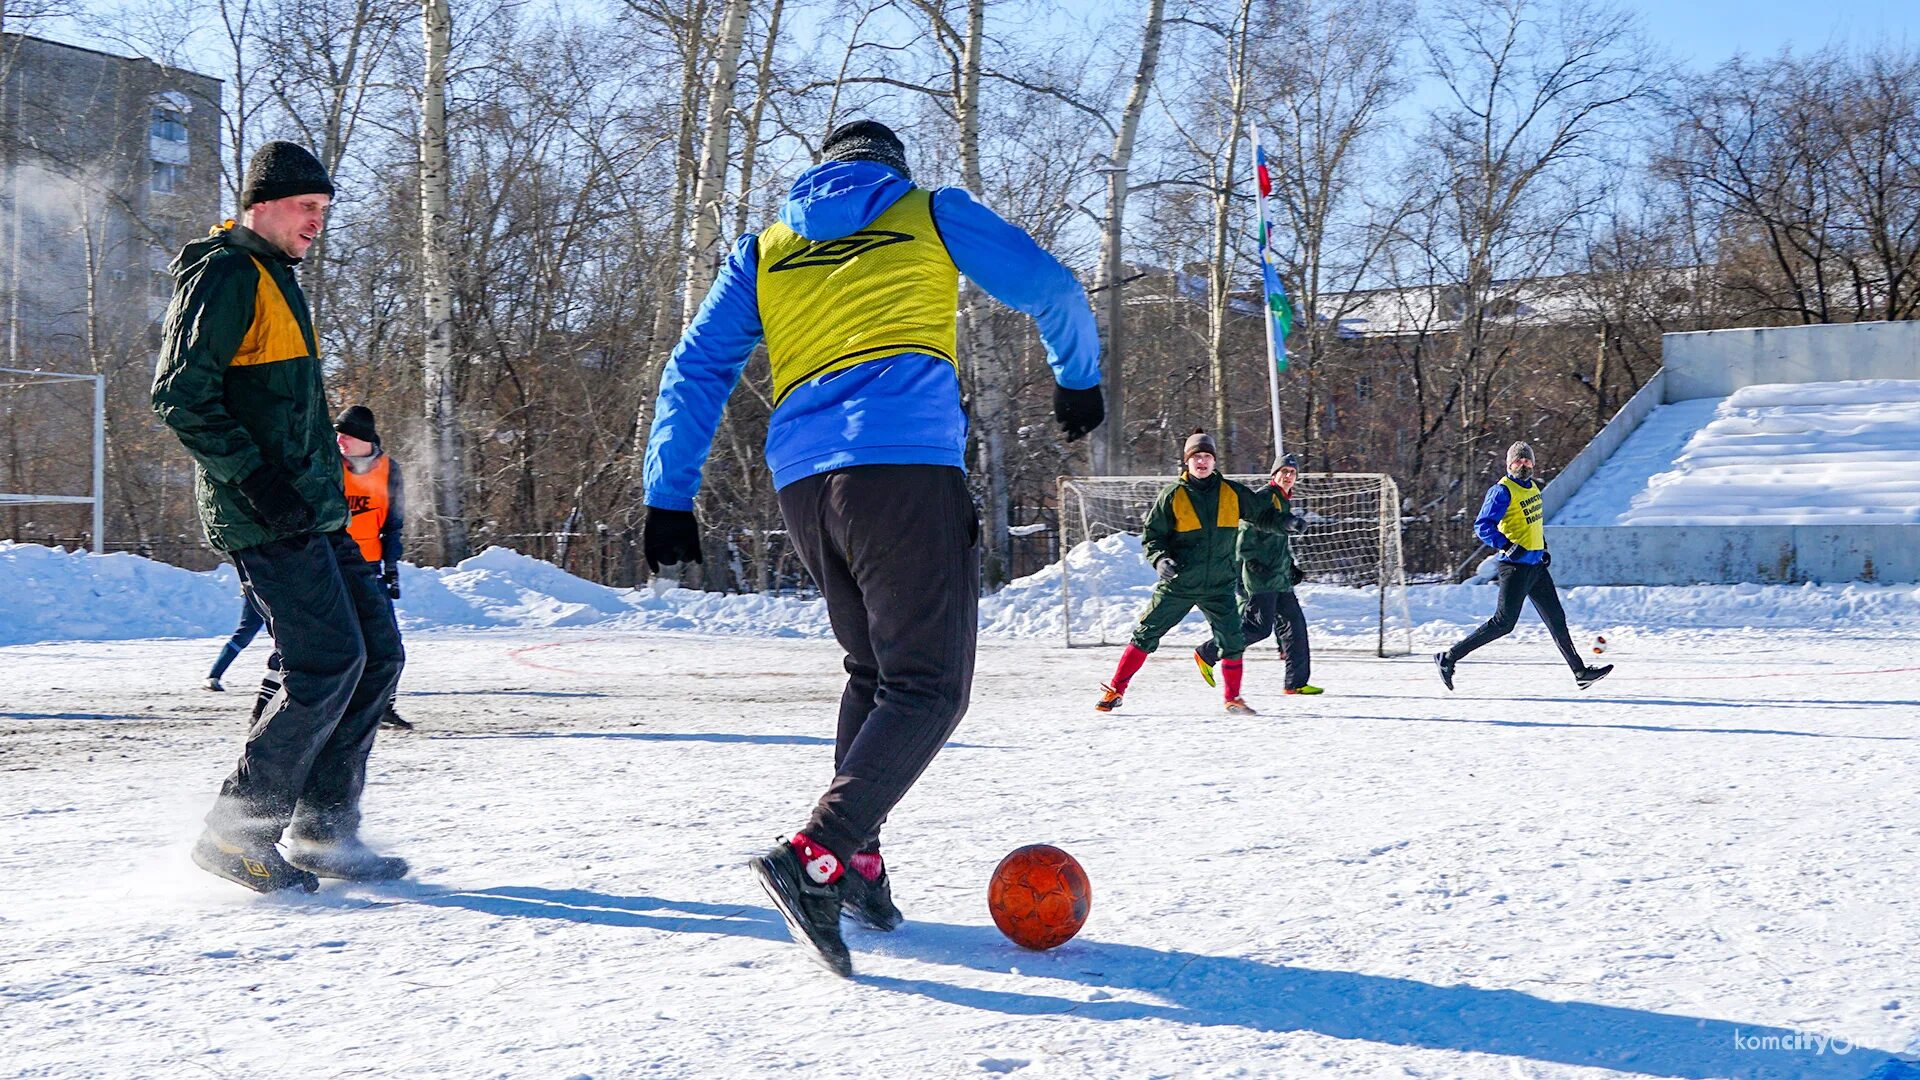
<box><xmin>0</xmin><ymin>541</ymin><xmax>834</xmax><ymax>647</ymax></box>
<box><xmin>981</xmin><ymin>532</ymin><xmax>1920</xmax><ymax>645</ymax></box>
<box><xmin>1554</xmin><ymin>378</ymin><xmax>1920</xmax><ymax>526</ymax></box>
<box><xmin>5</xmin><ymin>535</ymin><xmax>1919</xmax><ymax>649</ymax></box>
<box><xmin>0</xmin><ymin>541</ymin><xmax>240</xmax><ymax>646</ymax></box>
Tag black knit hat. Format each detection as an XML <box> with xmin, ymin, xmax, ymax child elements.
<box><xmin>242</xmin><ymin>140</ymin><xmax>335</xmax><ymax>209</ymax></box>
<box><xmin>333</xmin><ymin>404</ymin><xmax>378</xmax><ymax>447</ymax></box>
<box><xmin>821</xmin><ymin>120</ymin><xmax>911</xmax><ymax>180</ymax></box>
<box><xmin>1182</xmin><ymin>429</ymin><xmax>1218</xmax><ymax>461</ymax></box>
<box><xmin>1274</xmin><ymin>452</ymin><xmax>1300</xmax><ymax>473</ymax></box>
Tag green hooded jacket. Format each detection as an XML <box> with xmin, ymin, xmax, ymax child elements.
<box><xmin>1141</xmin><ymin>471</ymin><xmax>1293</xmax><ymax>598</ymax></box>
<box><xmin>1236</xmin><ymin>482</ymin><xmax>1297</xmax><ymax>594</ymax></box>
<box><xmin>151</xmin><ymin>223</ymin><xmax>347</xmax><ymax>553</ymax></box>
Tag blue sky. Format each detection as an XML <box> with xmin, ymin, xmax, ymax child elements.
<box><xmin>1629</xmin><ymin>0</ymin><xmax>1918</xmax><ymax>68</ymax></box>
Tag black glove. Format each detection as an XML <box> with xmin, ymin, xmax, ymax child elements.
<box><xmin>1541</xmin><ymin>550</ymin><xmax>1551</xmax><ymax>567</ymax></box>
<box><xmin>1289</xmin><ymin>560</ymin><xmax>1306</xmax><ymax>586</ymax></box>
<box><xmin>1500</xmin><ymin>542</ymin><xmax>1523</xmax><ymax>560</ymax></box>
<box><xmin>1284</xmin><ymin>512</ymin><xmax>1309</xmax><ymax>536</ymax></box>
<box><xmin>381</xmin><ymin>568</ymin><xmax>401</xmax><ymax>600</ymax></box>
<box><xmin>1155</xmin><ymin>557</ymin><xmax>1178</xmax><ymax>583</ymax></box>
<box><xmin>643</xmin><ymin>507</ymin><xmax>703</xmax><ymax>572</ymax></box>
<box><xmin>1053</xmin><ymin>384</ymin><xmax>1104</xmax><ymax>442</ymax></box>
<box><xmin>238</xmin><ymin>466</ymin><xmax>316</xmax><ymax>535</ymax></box>
<box><xmin>1247</xmin><ymin>561</ymin><xmax>1269</xmax><ymax>580</ymax></box>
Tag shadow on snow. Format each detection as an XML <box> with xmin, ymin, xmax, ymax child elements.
<box><xmin>408</xmin><ymin>884</ymin><xmax>1915</xmax><ymax>1079</ymax></box>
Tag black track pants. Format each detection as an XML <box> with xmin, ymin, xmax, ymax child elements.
<box><xmin>1446</xmin><ymin>560</ymin><xmax>1583</xmax><ymax>673</ymax></box>
<box><xmin>778</xmin><ymin>464</ymin><xmax>979</xmax><ymax>863</ymax></box>
<box><xmin>1197</xmin><ymin>590</ymin><xmax>1312</xmax><ymax>689</ymax></box>
<box><xmin>210</xmin><ymin>531</ymin><xmax>405</xmax><ymax>842</ymax></box>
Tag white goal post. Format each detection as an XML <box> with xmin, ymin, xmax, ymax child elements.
<box><xmin>1057</xmin><ymin>473</ymin><xmax>1414</xmax><ymax>657</ymax></box>
<box><xmin>0</xmin><ymin>368</ymin><xmax>106</xmax><ymax>554</ymax></box>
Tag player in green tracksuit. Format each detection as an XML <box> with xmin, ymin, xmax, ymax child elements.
<box><xmin>1192</xmin><ymin>453</ymin><xmax>1320</xmax><ymax>695</ymax></box>
<box><xmin>1095</xmin><ymin>430</ymin><xmax>1305</xmax><ymax>715</ymax></box>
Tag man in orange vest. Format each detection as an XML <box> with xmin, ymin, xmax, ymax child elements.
<box><xmin>334</xmin><ymin>405</ymin><xmax>410</xmax><ymax>730</ymax></box>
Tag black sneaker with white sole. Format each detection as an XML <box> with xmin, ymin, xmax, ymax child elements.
<box><xmin>842</xmin><ymin>865</ymin><xmax>903</xmax><ymax>932</ymax></box>
<box><xmin>751</xmin><ymin>837</ymin><xmax>852</xmax><ymax>977</ymax></box>
<box><xmin>285</xmin><ymin>834</ymin><xmax>409</xmax><ymax>881</ymax></box>
<box><xmin>1575</xmin><ymin>664</ymin><xmax>1614</xmax><ymax>690</ymax></box>
<box><xmin>1434</xmin><ymin>652</ymin><xmax>1456</xmax><ymax>691</ymax></box>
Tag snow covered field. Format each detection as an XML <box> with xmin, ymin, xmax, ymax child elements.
<box><xmin>1554</xmin><ymin>380</ymin><xmax>1920</xmax><ymax>527</ymax></box>
<box><xmin>6</xmin><ymin>617</ymin><xmax>1920</xmax><ymax>1078</ymax></box>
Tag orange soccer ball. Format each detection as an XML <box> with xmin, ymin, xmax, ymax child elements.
<box><xmin>988</xmin><ymin>844</ymin><xmax>1091</xmax><ymax>950</ymax></box>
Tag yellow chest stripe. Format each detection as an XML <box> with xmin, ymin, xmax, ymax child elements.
<box><xmin>1171</xmin><ymin>483</ymin><xmax>1240</xmax><ymax>532</ymax></box>
<box><xmin>229</xmin><ymin>256</ymin><xmax>313</xmax><ymax>368</ymax></box>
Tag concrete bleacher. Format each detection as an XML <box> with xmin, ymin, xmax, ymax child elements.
<box><xmin>1543</xmin><ymin>321</ymin><xmax>1920</xmax><ymax>585</ymax></box>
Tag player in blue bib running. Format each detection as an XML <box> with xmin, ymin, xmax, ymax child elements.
<box><xmin>1436</xmin><ymin>440</ymin><xmax>1613</xmax><ymax>692</ymax></box>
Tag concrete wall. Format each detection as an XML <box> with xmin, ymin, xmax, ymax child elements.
<box><xmin>1663</xmin><ymin>321</ymin><xmax>1920</xmax><ymax>401</ymax></box>
<box><xmin>1544</xmin><ymin>321</ymin><xmax>1920</xmax><ymax>585</ymax></box>
<box><xmin>1549</xmin><ymin>524</ymin><xmax>1920</xmax><ymax>586</ymax></box>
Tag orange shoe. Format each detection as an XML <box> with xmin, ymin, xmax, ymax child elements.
<box><xmin>1223</xmin><ymin>698</ymin><xmax>1257</xmax><ymax>715</ymax></box>
<box><xmin>1095</xmin><ymin>683</ymin><xmax>1124</xmax><ymax>712</ymax></box>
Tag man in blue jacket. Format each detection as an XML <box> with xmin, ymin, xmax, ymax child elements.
<box><xmin>1436</xmin><ymin>441</ymin><xmax>1611</xmax><ymax>692</ymax></box>
<box><xmin>640</xmin><ymin>120</ymin><xmax>1103</xmax><ymax>976</ymax></box>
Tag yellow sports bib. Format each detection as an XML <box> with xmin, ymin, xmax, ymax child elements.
<box><xmin>1498</xmin><ymin>476</ymin><xmax>1545</xmax><ymax>551</ymax></box>
<box><xmin>756</xmin><ymin>188</ymin><xmax>959</xmax><ymax>407</ymax></box>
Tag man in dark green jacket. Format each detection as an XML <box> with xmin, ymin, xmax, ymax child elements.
<box><xmin>1192</xmin><ymin>454</ymin><xmax>1321</xmax><ymax>694</ymax></box>
<box><xmin>1096</xmin><ymin>430</ymin><xmax>1304</xmax><ymax>715</ymax></box>
<box><xmin>151</xmin><ymin>141</ymin><xmax>406</xmax><ymax>894</ymax></box>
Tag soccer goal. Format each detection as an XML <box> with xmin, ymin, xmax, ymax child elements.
<box><xmin>0</xmin><ymin>367</ymin><xmax>105</xmax><ymax>553</ymax></box>
<box><xmin>1056</xmin><ymin>473</ymin><xmax>1414</xmax><ymax>657</ymax></box>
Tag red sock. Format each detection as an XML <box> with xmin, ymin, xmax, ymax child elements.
<box><xmin>790</xmin><ymin>832</ymin><xmax>843</xmax><ymax>884</ymax></box>
<box><xmin>1222</xmin><ymin>658</ymin><xmax>1244</xmax><ymax>699</ymax></box>
<box><xmin>1110</xmin><ymin>644</ymin><xmax>1149</xmax><ymax>691</ymax></box>
<box><xmin>850</xmin><ymin>851</ymin><xmax>884</xmax><ymax>881</ymax></box>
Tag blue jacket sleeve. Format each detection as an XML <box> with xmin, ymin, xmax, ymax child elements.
<box><xmin>642</xmin><ymin>235</ymin><xmax>765</xmax><ymax>511</ymax></box>
<box><xmin>1473</xmin><ymin>484</ymin><xmax>1511</xmax><ymax>550</ymax></box>
<box><xmin>931</xmin><ymin>187</ymin><xmax>1100</xmax><ymax>390</ymax></box>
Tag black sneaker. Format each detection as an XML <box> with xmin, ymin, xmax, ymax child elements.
<box><xmin>379</xmin><ymin>706</ymin><xmax>414</xmax><ymax>731</ymax></box>
<box><xmin>285</xmin><ymin>834</ymin><xmax>409</xmax><ymax>881</ymax></box>
<box><xmin>751</xmin><ymin>837</ymin><xmax>852</xmax><ymax>977</ymax></box>
<box><xmin>842</xmin><ymin>858</ymin><xmax>903</xmax><ymax>932</ymax></box>
<box><xmin>1434</xmin><ymin>652</ymin><xmax>1456</xmax><ymax>691</ymax></box>
<box><xmin>192</xmin><ymin>829</ymin><xmax>320</xmax><ymax>894</ymax></box>
<box><xmin>1575</xmin><ymin>664</ymin><xmax>1614</xmax><ymax>690</ymax></box>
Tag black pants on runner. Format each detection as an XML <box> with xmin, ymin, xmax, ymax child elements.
<box><xmin>1445</xmin><ymin>560</ymin><xmax>1583</xmax><ymax>673</ymax></box>
<box><xmin>1197</xmin><ymin>590</ymin><xmax>1312</xmax><ymax>689</ymax></box>
<box><xmin>210</xmin><ymin>531</ymin><xmax>405</xmax><ymax>842</ymax></box>
<box><xmin>778</xmin><ymin>464</ymin><xmax>979</xmax><ymax>864</ymax></box>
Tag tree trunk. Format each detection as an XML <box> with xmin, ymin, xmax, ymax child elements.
<box><xmin>681</xmin><ymin>0</ymin><xmax>751</xmax><ymax>324</ymax></box>
<box><xmin>1093</xmin><ymin>0</ymin><xmax>1166</xmax><ymax>475</ymax></box>
<box><xmin>1207</xmin><ymin>0</ymin><xmax>1255</xmax><ymax>447</ymax></box>
<box><xmin>420</xmin><ymin>0</ymin><xmax>469</xmax><ymax>562</ymax></box>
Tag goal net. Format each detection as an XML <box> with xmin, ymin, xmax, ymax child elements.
<box><xmin>1056</xmin><ymin>473</ymin><xmax>1413</xmax><ymax>657</ymax></box>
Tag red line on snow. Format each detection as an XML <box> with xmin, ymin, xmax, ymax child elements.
<box><xmin>506</xmin><ymin>639</ymin><xmax>619</xmax><ymax>676</ymax></box>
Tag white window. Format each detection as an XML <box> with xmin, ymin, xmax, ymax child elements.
<box><xmin>151</xmin><ymin>161</ymin><xmax>185</xmax><ymax>194</ymax></box>
<box><xmin>150</xmin><ymin>107</ymin><xmax>188</xmax><ymax>143</ymax></box>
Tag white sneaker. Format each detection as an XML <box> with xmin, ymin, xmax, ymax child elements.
<box><xmin>204</xmin><ymin>678</ymin><xmax>225</xmax><ymax>692</ymax></box>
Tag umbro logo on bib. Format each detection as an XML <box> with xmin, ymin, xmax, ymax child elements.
<box><xmin>768</xmin><ymin>230</ymin><xmax>914</xmax><ymax>271</ymax></box>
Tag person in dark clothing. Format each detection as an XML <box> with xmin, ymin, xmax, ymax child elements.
<box><xmin>334</xmin><ymin>405</ymin><xmax>412</xmax><ymax>731</ymax></box>
<box><xmin>1096</xmin><ymin>431</ymin><xmax>1305</xmax><ymax>716</ymax></box>
<box><xmin>641</xmin><ymin>120</ymin><xmax>1103</xmax><ymax>976</ymax></box>
<box><xmin>205</xmin><ymin>587</ymin><xmax>266</xmax><ymax>691</ymax></box>
<box><xmin>1192</xmin><ymin>454</ymin><xmax>1321</xmax><ymax>695</ymax></box>
<box><xmin>247</xmin><ymin>405</ymin><xmax>414</xmax><ymax>731</ymax></box>
<box><xmin>151</xmin><ymin>140</ymin><xmax>407</xmax><ymax>893</ymax></box>
<box><xmin>1436</xmin><ymin>441</ymin><xmax>1613</xmax><ymax>692</ymax></box>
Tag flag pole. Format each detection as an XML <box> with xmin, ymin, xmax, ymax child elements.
<box><xmin>1251</xmin><ymin>123</ymin><xmax>1285</xmax><ymax>462</ymax></box>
